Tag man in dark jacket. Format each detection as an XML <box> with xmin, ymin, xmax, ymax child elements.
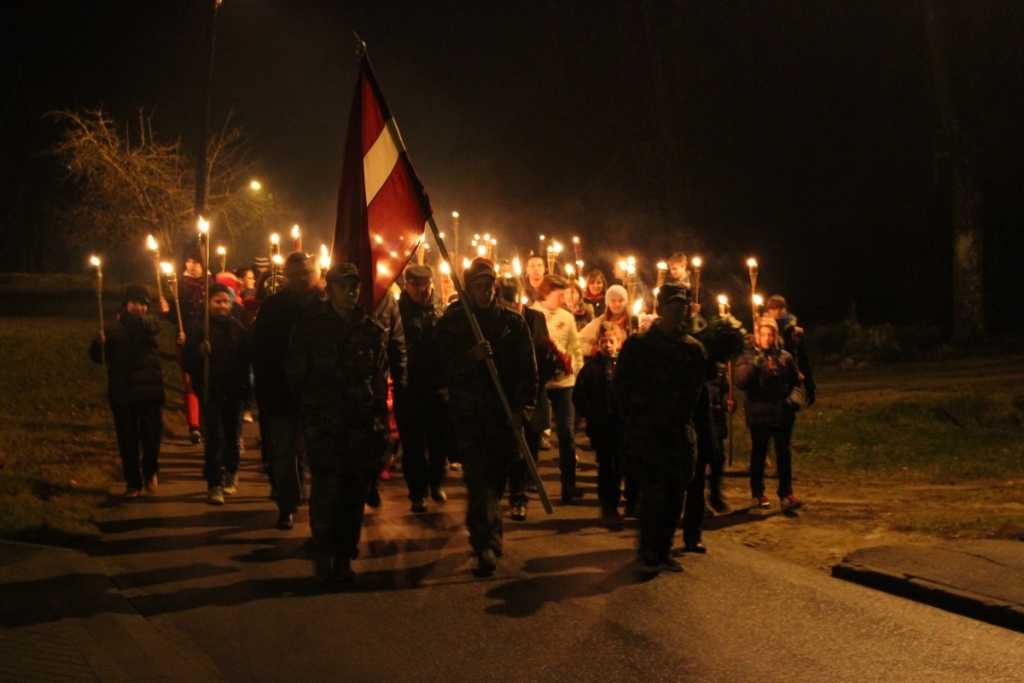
<box><xmin>735</xmin><ymin>316</ymin><xmax>806</xmax><ymax>511</ymax></box>
<box><xmin>91</xmin><ymin>285</ymin><xmax>166</xmax><ymax>498</ymax></box>
<box><xmin>614</xmin><ymin>283</ymin><xmax>707</xmax><ymax>573</ymax></box>
<box><xmin>286</xmin><ymin>263</ymin><xmax>388</xmax><ymax>583</ymax></box>
<box><xmin>182</xmin><ymin>283</ymin><xmax>251</xmax><ymax>505</ymax></box>
<box><xmin>250</xmin><ymin>252</ymin><xmax>323</xmax><ymax>529</ymax></box>
<box><xmin>394</xmin><ymin>264</ymin><xmax>448</xmax><ymax>513</ymax></box>
<box><xmin>434</xmin><ymin>259</ymin><xmax>537</xmax><ymax>576</ymax></box>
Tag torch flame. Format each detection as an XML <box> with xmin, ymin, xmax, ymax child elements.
<box><xmin>216</xmin><ymin>246</ymin><xmax>226</xmax><ymax>256</ymax></box>
<box><xmin>462</xmin><ymin>258</ymin><xmax>471</xmax><ymax>270</ymax></box>
<box><xmin>632</xmin><ymin>298</ymin><xmax>644</xmax><ymax>315</ymax></box>
<box><xmin>197</xmin><ymin>217</ymin><xmax>209</xmax><ymax>234</ymax></box>
<box><xmin>565</xmin><ymin>263</ymin><xmax>575</xmax><ymax>276</ymax></box>
<box><xmin>753</xmin><ymin>294</ymin><xmax>763</xmax><ymax>306</ymax></box>
<box><xmin>512</xmin><ymin>257</ymin><xmax>521</xmax><ymax>276</ymax></box>
<box><xmin>319</xmin><ymin>244</ymin><xmax>331</xmax><ymax>270</ymax></box>
<box><xmin>160</xmin><ymin>262</ymin><xmax>173</xmax><ymax>275</ymax></box>
<box><xmin>452</xmin><ymin>211</ymin><xmax>459</xmax><ymax>218</ymax></box>
<box><xmin>657</xmin><ymin>261</ymin><xmax>668</xmax><ymax>270</ymax></box>
<box><xmin>89</xmin><ymin>255</ymin><xmax>101</xmax><ymax>267</ymax></box>
<box><xmin>440</xmin><ymin>261</ymin><xmax>451</xmax><ymax>275</ymax></box>
<box><xmin>272</xmin><ymin>254</ymin><xmax>283</xmax><ymax>265</ymax></box>
<box><xmin>292</xmin><ymin>224</ymin><xmax>300</xmax><ymax>239</ymax></box>
<box><xmin>146</xmin><ymin>235</ymin><xmax>158</xmax><ymax>250</ymax></box>
<box><xmin>717</xmin><ymin>294</ymin><xmax>728</xmax><ymax>305</ymax></box>
<box><xmin>692</xmin><ymin>256</ymin><xmax>702</xmax><ymax>269</ymax></box>
<box><xmin>572</xmin><ymin>236</ymin><xmax>579</xmax><ymax>244</ymax></box>
<box><xmin>271</xmin><ymin>233</ymin><xmax>279</xmax><ymax>245</ymax></box>
<box><xmin>747</xmin><ymin>258</ymin><xmax>757</xmax><ymax>268</ymax></box>
<box><xmin>578</xmin><ymin>276</ymin><xmax>586</xmax><ymax>289</ymax></box>
<box><xmin>476</xmin><ymin>245</ymin><xmax>487</xmax><ymax>257</ymax></box>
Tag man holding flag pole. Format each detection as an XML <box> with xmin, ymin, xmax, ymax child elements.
<box><xmin>328</xmin><ymin>39</ymin><xmax>547</xmax><ymax>578</ymax></box>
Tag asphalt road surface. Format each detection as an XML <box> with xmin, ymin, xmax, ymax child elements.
<box><xmin>88</xmin><ymin>429</ymin><xmax>1024</xmax><ymax>683</ymax></box>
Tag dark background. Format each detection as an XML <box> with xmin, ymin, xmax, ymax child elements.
<box><xmin>1</xmin><ymin>1</ymin><xmax>1021</xmax><ymax>331</ymax></box>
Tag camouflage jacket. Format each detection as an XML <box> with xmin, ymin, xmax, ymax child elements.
<box><xmin>285</xmin><ymin>303</ymin><xmax>387</xmax><ymax>434</ymax></box>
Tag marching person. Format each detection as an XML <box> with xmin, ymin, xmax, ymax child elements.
<box><xmin>435</xmin><ymin>258</ymin><xmax>537</xmax><ymax>576</ymax></box>
<box><xmin>765</xmin><ymin>295</ymin><xmax>816</xmax><ymax>407</ymax></box>
<box><xmin>579</xmin><ymin>284</ymin><xmax>635</xmax><ymax>357</ymax></box>
<box><xmin>496</xmin><ymin>274</ymin><xmax>563</xmax><ymax>522</ymax></box>
<box><xmin>285</xmin><ymin>263</ymin><xmax>388</xmax><ymax>583</ymax></box>
<box><xmin>533</xmin><ymin>274</ymin><xmax>584</xmax><ymax>504</ymax></box>
<box><xmin>573</xmin><ymin>323</ymin><xmax>635</xmax><ymax>524</ymax></box>
<box><xmin>90</xmin><ymin>285</ymin><xmax>166</xmax><ymax>498</ymax></box>
<box><xmin>182</xmin><ymin>283</ymin><xmax>251</xmax><ymax>505</ymax></box>
<box><xmin>614</xmin><ymin>282</ymin><xmax>706</xmax><ymax>573</ymax></box>
<box><xmin>250</xmin><ymin>252</ymin><xmax>323</xmax><ymax>530</ymax></box>
<box><xmin>524</xmin><ymin>255</ymin><xmax>546</xmax><ymax>304</ymax></box>
<box><xmin>735</xmin><ymin>316</ymin><xmax>806</xmax><ymax>511</ymax></box>
<box><xmin>394</xmin><ymin>263</ymin><xmax>449</xmax><ymax>513</ymax></box>
<box><xmin>170</xmin><ymin>247</ymin><xmax>213</xmax><ymax>444</ymax></box>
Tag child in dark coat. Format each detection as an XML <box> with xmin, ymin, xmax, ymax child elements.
<box><xmin>90</xmin><ymin>285</ymin><xmax>166</xmax><ymax>498</ymax></box>
<box><xmin>572</xmin><ymin>323</ymin><xmax>635</xmax><ymax>523</ymax></box>
<box><xmin>182</xmin><ymin>283</ymin><xmax>251</xmax><ymax>504</ymax></box>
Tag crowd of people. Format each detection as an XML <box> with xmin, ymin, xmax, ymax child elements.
<box><xmin>90</xmin><ymin>245</ymin><xmax>815</xmax><ymax>581</ymax></box>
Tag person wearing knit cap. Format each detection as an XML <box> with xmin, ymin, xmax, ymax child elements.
<box><xmin>182</xmin><ymin>283</ymin><xmax>251</xmax><ymax>505</ymax></box>
<box><xmin>90</xmin><ymin>285</ymin><xmax>166</xmax><ymax>498</ymax></box>
<box><xmin>578</xmin><ymin>283</ymin><xmax>636</xmax><ymax>358</ymax></box>
<box><xmin>734</xmin><ymin>315</ymin><xmax>806</xmax><ymax>512</ymax></box>
<box><xmin>434</xmin><ymin>257</ymin><xmax>537</xmax><ymax>576</ymax></box>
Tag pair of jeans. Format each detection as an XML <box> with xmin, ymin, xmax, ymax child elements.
<box><xmin>201</xmin><ymin>399</ymin><xmax>242</xmax><ymax>489</ymax></box>
<box><xmin>546</xmin><ymin>386</ymin><xmax>577</xmax><ymax>494</ymax></box>
<box><xmin>112</xmin><ymin>400</ymin><xmax>163</xmax><ymax>491</ymax></box>
<box><xmin>749</xmin><ymin>423</ymin><xmax>794</xmax><ymax>499</ymax></box>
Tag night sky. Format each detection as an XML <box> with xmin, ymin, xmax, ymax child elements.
<box><xmin>2</xmin><ymin>1</ymin><xmax>1021</xmax><ymax>331</ymax></box>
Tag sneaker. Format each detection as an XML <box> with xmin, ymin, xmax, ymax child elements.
<box><xmin>144</xmin><ymin>474</ymin><xmax>158</xmax><ymax>492</ymax></box>
<box><xmin>207</xmin><ymin>486</ymin><xmax>225</xmax><ymax>505</ymax></box>
<box><xmin>242</xmin><ymin>410</ymin><xmax>254</xmax><ymax>423</ymax></box>
<box><xmin>429</xmin><ymin>486</ymin><xmax>447</xmax><ymax>503</ymax></box>
<box><xmin>475</xmin><ymin>548</ymin><xmax>498</xmax><ymax>576</ymax></box>
<box><xmin>539</xmin><ymin>435</ymin><xmax>552</xmax><ymax>451</ymax></box>
<box><xmin>189</xmin><ymin>428</ymin><xmax>202</xmax><ymax>445</ymax></box>
<box><xmin>780</xmin><ymin>494</ymin><xmax>803</xmax><ymax>511</ymax></box>
<box><xmin>122</xmin><ymin>487</ymin><xmax>140</xmax><ymax>499</ymax></box>
<box><xmin>223</xmin><ymin>472</ymin><xmax>238</xmax><ymax>494</ymax></box>
<box><xmin>510</xmin><ymin>504</ymin><xmax>527</xmax><ymax>521</ymax></box>
<box><xmin>659</xmin><ymin>556</ymin><xmax>684</xmax><ymax>573</ymax></box>
<box><xmin>411</xmin><ymin>497</ymin><xmax>428</xmax><ymax>513</ymax></box>
<box><xmin>752</xmin><ymin>495</ymin><xmax>770</xmax><ymax>508</ymax></box>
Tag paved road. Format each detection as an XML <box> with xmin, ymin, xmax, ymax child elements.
<box><xmin>73</xmin><ymin>424</ymin><xmax>1023</xmax><ymax>683</ymax></box>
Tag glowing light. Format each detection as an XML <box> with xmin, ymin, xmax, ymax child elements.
<box><xmin>462</xmin><ymin>258</ymin><xmax>471</xmax><ymax>269</ymax></box>
<box><xmin>717</xmin><ymin>294</ymin><xmax>729</xmax><ymax>305</ymax></box>
<box><xmin>377</xmin><ymin>263</ymin><xmax>390</xmax><ymax>276</ymax></box>
<box><xmin>452</xmin><ymin>211</ymin><xmax>459</xmax><ymax>218</ymax></box>
<box><xmin>160</xmin><ymin>262</ymin><xmax>173</xmax><ymax>275</ymax></box>
<box><xmin>553</xmin><ymin>241</ymin><xmax>563</xmax><ymax>254</ymax></box>
<box><xmin>617</xmin><ymin>260</ymin><xmax>627</xmax><ymax>271</ymax></box>
<box><xmin>292</xmin><ymin>225</ymin><xmax>300</xmax><ymax>239</ymax></box>
<box><xmin>250</xmin><ymin>180</ymin><xmax>261</xmax><ymax>190</ymax></box>
<box><xmin>89</xmin><ymin>255</ymin><xmax>101</xmax><ymax>267</ymax></box>
<box><xmin>216</xmin><ymin>246</ymin><xmax>226</xmax><ymax>256</ymax></box>
<box><xmin>438</xmin><ymin>232</ymin><xmax>445</xmax><ymax>239</ymax></box>
<box><xmin>657</xmin><ymin>261</ymin><xmax>668</xmax><ymax>270</ymax></box>
<box><xmin>319</xmin><ymin>244</ymin><xmax>331</xmax><ymax>270</ymax></box>
<box><xmin>572</xmin><ymin>236</ymin><xmax>579</xmax><ymax>244</ymax></box>
<box><xmin>477</xmin><ymin>245</ymin><xmax>487</xmax><ymax>257</ymax></box>
<box><xmin>272</xmin><ymin>254</ymin><xmax>283</xmax><ymax>265</ymax></box>
<box><xmin>626</xmin><ymin>255</ymin><xmax>635</xmax><ymax>266</ymax></box>
<box><xmin>747</xmin><ymin>258</ymin><xmax>757</xmax><ymax>269</ymax></box>
<box><xmin>692</xmin><ymin>256</ymin><xmax>702</xmax><ymax>269</ymax></box>
<box><xmin>390</xmin><ymin>251</ymin><xmax>398</xmax><ymax>258</ymax></box>
<box><xmin>653</xmin><ymin>287</ymin><xmax>660</xmax><ymax>297</ymax></box>
<box><xmin>578</xmin><ymin>276</ymin><xmax>586</xmax><ymax>289</ymax></box>
<box><xmin>146</xmin><ymin>235</ymin><xmax>158</xmax><ymax>251</ymax></box>
<box><xmin>513</xmin><ymin>257</ymin><xmax>521</xmax><ymax>276</ymax></box>
<box><xmin>197</xmin><ymin>217</ymin><xmax>209</xmax><ymax>234</ymax></box>
<box><xmin>520</xmin><ymin>295</ymin><xmax>530</xmax><ymax>305</ymax></box>
<box><xmin>565</xmin><ymin>264</ymin><xmax>575</xmax><ymax>276</ymax></box>
<box><xmin>374</xmin><ymin>235</ymin><xmax>384</xmax><ymax>245</ymax></box>
<box><xmin>271</xmin><ymin>233</ymin><xmax>280</xmax><ymax>245</ymax></box>
<box><xmin>632</xmin><ymin>299</ymin><xmax>644</xmax><ymax>315</ymax></box>
<box><xmin>440</xmin><ymin>261</ymin><xmax>451</xmax><ymax>275</ymax></box>
<box><xmin>753</xmin><ymin>294</ymin><xmax>763</xmax><ymax>306</ymax></box>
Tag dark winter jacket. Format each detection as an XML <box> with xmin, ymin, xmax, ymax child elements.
<box><xmin>397</xmin><ymin>290</ymin><xmax>443</xmax><ymax>396</ymax></box>
<box><xmin>435</xmin><ymin>300</ymin><xmax>537</xmax><ymax>423</ymax></box>
<box><xmin>285</xmin><ymin>303</ymin><xmax>387</xmax><ymax>436</ymax></box>
<box><xmin>613</xmin><ymin>320</ymin><xmax>706</xmax><ymax>475</ymax></box>
<box><xmin>734</xmin><ymin>345</ymin><xmax>805</xmax><ymax>428</ymax></box>
<box><xmin>90</xmin><ymin>313</ymin><xmax>166</xmax><ymax>408</ymax></box>
<box><xmin>250</xmin><ymin>286</ymin><xmax>322</xmax><ymax>416</ymax></box>
<box><xmin>182</xmin><ymin>314</ymin><xmax>250</xmax><ymax>404</ymax></box>
<box><xmin>572</xmin><ymin>352</ymin><xmax>623</xmax><ymax>450</ymax></box>
<box><xmin>706</xmin><ymin>365</ymin><xmax>731</xmax><ymax>440</ymax></box>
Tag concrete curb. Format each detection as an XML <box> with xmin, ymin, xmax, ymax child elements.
<box><xmin>832</xmin><ymin>560</ymin><xmax>1024</xmax><ymax>634</ymax></box>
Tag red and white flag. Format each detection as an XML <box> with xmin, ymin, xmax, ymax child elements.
<box><xmin>332</xmin><ymin>52</ymin><xmax>433</xmax><ymax>312</ymax></box>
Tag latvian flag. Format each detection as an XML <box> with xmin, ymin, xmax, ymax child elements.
<box><xmin>333</xmin><ymin>51</ymin><xmax>433</xmax><ymax>313</ymax></box>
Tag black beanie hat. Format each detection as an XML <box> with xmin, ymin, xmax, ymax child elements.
<box><xmin>122</xmin><ymin>284</ymin><xmax>150</xmax><ymax>307</ymax></box>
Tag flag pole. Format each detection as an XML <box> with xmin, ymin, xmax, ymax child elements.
<box><xmin>426</xmin><ymin>216</ymin><xmax>553</xmax><ymax>515</ymax></box>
